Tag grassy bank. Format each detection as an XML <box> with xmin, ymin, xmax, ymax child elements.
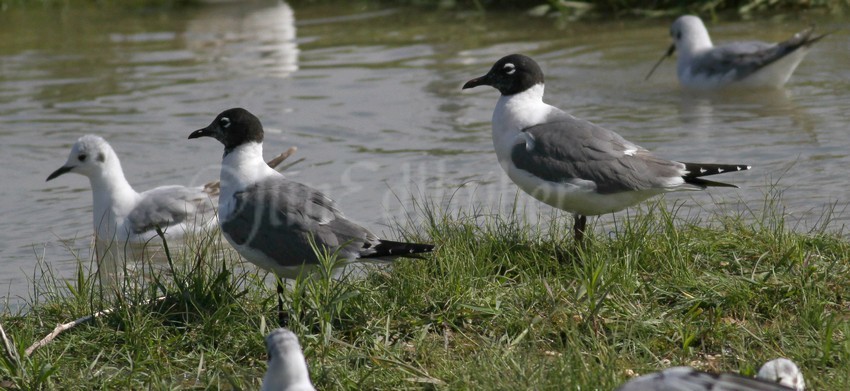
<box><xmin>1</xmin><ymin>189</ymin><xmax>849</xmax><ymax>389</ymax></box>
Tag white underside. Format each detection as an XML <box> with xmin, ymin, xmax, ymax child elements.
<box><xmin>504</xmin><ymin>162</ymin><xmax>668</xmax><ymax>216</ymax></box>
<box><xmin>679</xmin><ymin>47</ymin><xmax>809</xmax><ymax>89</ymax></box>
<box><xmin>101</xmin><ymin>221</ymin><xmax>201</xmax><ymax>244</ymax></box>
<box><xmin>90</xmin><ymin>185</ymin><xmax>217</xmax><ymax>246</ymax></box>
<box><xmin>218</xmin><ymin>142</ymin><xmax>310</xmax><ymax>279</ymax></box>
<box><xmin>217</xmin><ymin>142</ymin><xmax>363</xmax><ymax>280</ymax></box>
<box><xmin>491</xmin><ymin>84</ymin><xmax>687</xmax><ymax>217</ymax></box>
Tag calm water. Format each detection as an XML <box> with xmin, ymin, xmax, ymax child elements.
<box><xmin>1</xmin><ymin>2</ymin><xmax>849</xmax><ymax>309</ymax></box>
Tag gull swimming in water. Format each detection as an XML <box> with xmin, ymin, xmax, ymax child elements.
<box><xmin>645</xmin><ymin>15</ymin><xmax>827</xmax><ymax>89</ymax></box>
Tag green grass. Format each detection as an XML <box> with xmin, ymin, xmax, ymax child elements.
<box><xmin>1</xmin><ymin>187</ymin><xmax>849</xmax><ymax>389</ymax></box>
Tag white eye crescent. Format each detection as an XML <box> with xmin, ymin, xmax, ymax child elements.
<box><xmin>220</xmin><ymin>117</ymin><xmax>231</xmax><ymax>128</ymax></box>
<box><xmin>503</xmin><ymin>63</ymin><xmax>515</xmax><ymax>75</ymax></box>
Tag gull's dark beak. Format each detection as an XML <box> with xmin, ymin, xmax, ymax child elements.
<box><xmin>462</xmin><ymin>73</ymin><xmax>492</xmax><ymax>90</ymax></box>
<box><xmin>644</xmin><ymin>43</ymin><xmax>676</xmax><ymax>81</ymax></box>
<box><xmin>46</xmin><ymin>165</ymin><xmax>73</xmax><ymax>181</ymax></box>
<box><xmin>188</xmin><ymin>127</ymin><xmax>211</xmax><ymax>140</ymax></box>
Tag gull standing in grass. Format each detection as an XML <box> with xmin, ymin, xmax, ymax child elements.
<box><xmin>46</xmin><ymin>135</ymin><xmax>216</xmax><ymax>247</ymax></box>
<box><xmin>616</xmin><ymin>358</ymin><xmax>805</xmax><ymax>390</ymax></box>
<box><xmin>188</xmin><ymin>108</ymin><xmax>434</xmax><ymax>324</ymax></box>
<box><xmin>463</xmin><ymin>54</ymin><xmax>750</xmax><ymax>247</ymax></box>
<box><xmin>645</xmin><ymin>15</ymin><xmax>827</xmax><ymax>89</ymax></box>
<box><xmin>262</xmin><ymin>328</ymin><xmax>315</xmax><ymax>391</ymax></box>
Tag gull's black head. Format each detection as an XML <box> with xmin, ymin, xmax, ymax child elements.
<box><xmin>462</xmin><ymin>54</ymin><xmax>544</xmax><ymax>96</ymax></box>
<box><xmin>188</xmin><ymin>108</ymin><xmax>264</xmax><ymax>153</ymax></box>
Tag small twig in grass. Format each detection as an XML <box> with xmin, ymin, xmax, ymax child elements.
<box><xmin>276</xmin><ymin>157</ymin><xmax>305</xmax><ymax>173</ymax></box>
<box><xmin>24</xmin><ymin>295</ymin><xmax>167</xmax><ymax>357</ymax></box>
<box><xmin>266</xmin><ymin>146</ymin><xmax>298</xmax><ymax>170</ymax></box>
<box><xmin>155</xmin><ymin>227</ymin><xmax>176</xmax><ymax>277</ymax></box>
<box><xmin>0</xmin><ymin>322</ymin><xmax>20</xmax><ymax>364</ymax></box>
<box><xmin>203</xmin><ymin>146</ymin><xmax>299</xmax><ymax>195</ymax></box>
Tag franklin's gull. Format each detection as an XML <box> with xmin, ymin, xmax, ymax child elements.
<box><xmin>463</xmin><ymin>54</ymin><xmax>750</xmax><ymax>246</ymax></box>
<box><xmin>188</xmin><ymin>108</ymin><xmax>434</xmax><ymax>323</ymax></box>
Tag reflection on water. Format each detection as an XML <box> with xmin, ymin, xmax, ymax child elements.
<box><xmin>1</xmin><ymin>2</ymin><xmax>849</xmax><ymax>309</ymax></box>
<box><xmin>183</xmin><ymin>1</ymin><xmax>299</xmax><ymax>78</ymax></box>
<box><xmin>676</xmin><ymin>88</ymin><xmax>807</xmax><ymax>127</ymax></box>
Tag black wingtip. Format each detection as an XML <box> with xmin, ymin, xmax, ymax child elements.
<box><xmin>805</xmin><ymin>31</ymin><xmax>831</xmax><ymax>47</ymax></box>
<box><xmin>686</xmin><ymin>177</ymin><xmax>740</xmax><ymax>189</ymax></box>
<box><xmin>680</xmin><ymin>162</ymin><xmax>750</xmax><ymax>188</ymax></box>
<box><xmin>784</xmin><ymin>25</ymin><xmax>830</xmax><ymax>51</ymax></box>
<box><xmin>362</xmin><ymin>240</ymin><xmax>434</xmax><ymax>259</ymax></box>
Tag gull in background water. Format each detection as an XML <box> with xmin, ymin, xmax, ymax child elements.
<box><xmin>46</xmin><ymin>135</ymin><xmax>216</xmax><ymax>247</ymax></box>
<box><xmin>617</xmin><ymin>357</ymin><xmax>805</xmax><ymax>391</ymax></box>
<box><xmin>189</xmin><ymin>108</ymin><xmax>434</xmax><ymax>324</ymax></box>
<box><xmin>645</xmin><ymin>15</ymin><xmax>827</xmax><ymax>89</ymax></box>
<box><xmin>261</xmin><ymin>328</ymin><xmax>316</xmax><ymax>391</ymax></box>
<box><xmin>463</xmin><ymin>54</ymin><xmax>750</xmax><ymax>247</ymax></box>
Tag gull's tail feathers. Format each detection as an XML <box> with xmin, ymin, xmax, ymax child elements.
<box><xmin>785</xmin><ymin>26</ymin><xmax>830</xmax><ymax>51</ymax></box>
<box><xmin>362</xmin><ymin>240</ymin><xmax>435</xmax><ymax>259</ymax></box>
<box><xmin>680</xmin><ymin>162</ymin><xmax>751</xmax><ymax>189</ymax></box>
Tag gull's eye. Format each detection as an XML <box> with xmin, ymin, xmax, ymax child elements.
<box><xmin>220</xmin><ymin>116</ymin><xmax>231</xmax><ymax>128</ymax></box>
<box><xmin>676</xmin><ymin>31</ymin><xmax>682</xmax><ymax>40</ymax></box>
<box><xmin>503</xmin><ymin>63</ymin><xmax>516</xmax><ymax>75</ymax></box>
<box><xmin>78</xmin><ymin>154</ymin><xmax>87</xmax><ymax>162</ymax></box>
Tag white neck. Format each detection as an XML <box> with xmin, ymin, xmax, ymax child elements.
<box><xmin>88</xmin><ymin>157</ymin><xmax>140</xmax><ymax>238</ymax></box>
<box><xmin>491</xmin><ymin>83</ymin><xmax>556</xmax><ymax>159</ymax></box>
<box><xmin>678</xmin><ymin>26</ymin><xmax>713</xmax><ymax>60</ymax></box>
<box><xmin>219</xmin><ymin>142</ymin><xmax>278</xmax><ymax>197</ymax></box>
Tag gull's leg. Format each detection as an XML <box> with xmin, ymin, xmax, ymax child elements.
<box><xmin>558</xmin><ymin>214</ymin><xmax>588</xmax><ymax>263</ymax></box>
<box><xmin>574</xmin><ymin>214</ymin><xmax>587</xmax><ymax>246</ymax></box>
<box><xmin>277</xmin><ymin>278</ymin><xmax>287</xmax><ymax>327</ymax></box>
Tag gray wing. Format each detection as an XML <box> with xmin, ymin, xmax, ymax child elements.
<box><xmin>617</xmin><ymin>367</ymin><xmax>796</xmax><ymax>391</ymax></box>
<box><xmin>511</xmin><ymin>114</ymin><xmax>684</xmax><ymax>194</ymax></box>
<box><xmin>221</xmin><ymin>177</ymin><xmax>378</xmax><ymax>267</ymax></box>
<box><xmin>127</xmin><ymin>185</ymin><xmax>212</xmax><ymax>234</ymax></box>
<box><xmin>692</xmin><ymin>28</ymin><xmax>819</xmax><ymax>81</ymax></box>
